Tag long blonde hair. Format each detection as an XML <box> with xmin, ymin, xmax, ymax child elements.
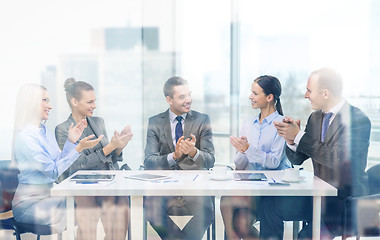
<box><xmin>12</xmin><ymin>84</ymin><xmax>46</xmax><ymax>165</ymax></box>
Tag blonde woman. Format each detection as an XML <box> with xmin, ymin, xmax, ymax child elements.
<box><xmin>11</xmin><ymin>84</ymin><xmax>102</xmax><ymax>233</ymax></box>
<box><xmin>55</xmin><ymin>78</ymin><xmax>132</xmax><ymax>240</ymax></box>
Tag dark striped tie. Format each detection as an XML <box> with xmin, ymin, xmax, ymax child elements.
<box><xmin>321</xmin><ymin>112</ymin><xmax>333</xmax><ymax>142</ymax></box>
<box><xmin>175</xmin><ymin>116</ymin><xmax>183</xmax><ymax>144</ymax></box>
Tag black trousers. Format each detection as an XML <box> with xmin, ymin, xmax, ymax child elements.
<box><xmin>259</xmin><ymin>196</ymin><xmax>346</xmax><ymax>240</ymax></box>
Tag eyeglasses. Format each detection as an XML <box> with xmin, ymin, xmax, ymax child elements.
<box><xmin>42</xmin><ymin>98</ymin><xmax>50</xmax><ymax>103</ymax></box>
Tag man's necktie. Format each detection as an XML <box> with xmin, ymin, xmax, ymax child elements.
<box><xmin>321</xmin><ymin>112</ymin><xmax>333</xmax><ymax>142</ymax></box>
<box><xmin>175</xmin><ymin>116</ymin><xmax>183</xmax><ymax>144</ymax></box>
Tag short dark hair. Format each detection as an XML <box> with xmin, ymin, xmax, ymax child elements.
<box><xmin>163</xmin><ymin>76</ymin><xmax>188</xmax><ymax>97</ymax></box>
<box><xmin>311</xmin><ymin>68</ymin><xmax>343</xmax><ymax>97</ymax></box>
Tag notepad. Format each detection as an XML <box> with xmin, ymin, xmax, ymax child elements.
<box><xmin>125</xmin><ymin>173</ymin><xmax>171</xmax><ymax>181</ymax></box>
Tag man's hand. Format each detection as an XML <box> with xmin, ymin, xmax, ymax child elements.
<box><xmin>173</xmin><ymin>136</ymin><xmax>184</xmax><ymax>160</ymax></box>
<box><xmin>179</xmin><ymin>134</ymin><xmax>197</xmax><ymax>158</ymax></box>
<box><xmin>230</xmin><ymin>136</ymin><xmax>249</xmax><ymax>153</ymax></box>
<box><xmin>273</xmin><ymin>116</ymin><xmax>301</xmax><ymax>145</ymax></box>
<box><xmin>282</xmin><ymin>116</ymin><xmax>301</xmax><ymax>127</ymax></box>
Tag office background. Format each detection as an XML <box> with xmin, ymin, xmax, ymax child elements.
<box><xmin>0</xmin><ymin>0</ymin><xmax>379</xmax><ymax>170</ymax></box>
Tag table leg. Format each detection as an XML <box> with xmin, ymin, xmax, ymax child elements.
<box><xmin>130</xmin><ymin>196</ymin><xmax>143</xmax><ymax>240</ymax></box>
<box><xmin>67</xmin><ymin>196</ymin><xmax>75</xmax><ymax>240</ymax></box>
<box><xmin>312</xmin><ymin>196</ymin><xmax>321</xmax><ymax>240</ymax></box>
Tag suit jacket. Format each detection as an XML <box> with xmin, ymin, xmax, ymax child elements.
<box><xmin>286</xmin><ymin>102</ymin><xmax>371</xmax><ymax>198</ymax></box>
<box><xmin>144</xmin><ymin>109</ymin><xmax>215</xmax><ymax>170</ymax></box>
<box><xmin>55</xmin><ymin>115</ymin><xmax>125</xmax><ymax>180</ymax></box>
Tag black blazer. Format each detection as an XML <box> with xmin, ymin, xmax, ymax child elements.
<box><xmin>144</xmin><ymin>109</ymin><xmax>215</xmax><ymax>170</ymax></box>
<box><xmin>286</xmin><ymin>102</ymin><xmax>371</xmax><ymax>198</ymax></box>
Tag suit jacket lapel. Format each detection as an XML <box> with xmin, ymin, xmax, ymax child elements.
<box><xmin>324</xmin><ymin>103</ymin><xmax>348</xmax><ymax>142</ymax></box>
<box><xmin>163</xmin><ymin>110</ymin><xmax>175</xmax><ymax>152</ymax></box>
<box><xmin>183</xmin><ymin>111</ymin><xmax>195</xmax><ymax>140</ymax></box>
<box><xmin>86</xmin><ymin>117</ymin><xmax>106</xmax><ymax>148</ymax></box>
<box><xmin>315</xmin><ymin>111</ymin><xmax>323</xmax><ymax>141</ymax></box>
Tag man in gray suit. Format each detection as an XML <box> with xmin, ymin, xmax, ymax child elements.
<box><xmin>144</xmin><ymin>76</ymin><xmax>215</xmax><ymax>240</ymax></box>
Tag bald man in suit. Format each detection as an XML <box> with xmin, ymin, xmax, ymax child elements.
<box><xmin>260</xmin><ymin>68</ymin><xmax>371</xmax><ymax>239</ymax></box>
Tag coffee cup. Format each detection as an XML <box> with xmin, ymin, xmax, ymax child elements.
<box><xmin>209</xmin><ymin>166</ymin><xmax>228</xmax><ymax>178</ymax></box>
<box><xmin>283</xmin><ymin>168</ymin><xmax>300</xmax><ymax>180</ymax></box>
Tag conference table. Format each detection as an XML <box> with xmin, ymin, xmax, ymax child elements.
<box><xmin>51</xmin><ymin>169</ymin><xmax>337</xmax><ymax>240</ymax></box>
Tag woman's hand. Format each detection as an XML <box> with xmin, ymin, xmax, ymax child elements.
<box><xmin>76</xmin><ymin>134</ymin><xmax>104</xmax><ymax>152</ymax></box>
<box><xmin>110</xmin><ymin>131</ymin><xmax>131</xmax><ymax>149</ymax></box>
<box><xmin>120</xmin><ymin>125</ymin><xmax>132</xmax><ymax>135</ymax></box>
<box><xmin>230</xmin><ymin>136</ymin><xmax>250</xmax><ymax>153</ymax></box>
<box><xmin>119</xmin><ymin>126</ymin><xmax>134</xmax><ymax>149</ymax></box>
<box><xmin>68</xmin><ymin>119</ymin><xmax>87</xmax><ymax>144</ymax></box>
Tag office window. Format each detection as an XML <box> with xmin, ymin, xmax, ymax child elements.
<box><xmin>0</xmin><ymin>0</ymin><xmax>379</xmax><ymax>169</ymax></box>
<box><xmin>238</xmin><ymin>0</ymin><xmax>379</xmax><ymax>167</ymax></box>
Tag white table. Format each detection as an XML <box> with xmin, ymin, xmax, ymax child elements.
<box><xmin>51</xmin><ymin>170</ymin><xmax>337</xmax><ymax>240</ymax></box>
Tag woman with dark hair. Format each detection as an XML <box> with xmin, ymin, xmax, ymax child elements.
<box><xmin>220</xmin><ymin>75</ymin><xmax>291</xmax><ymax>239</ymax></box>
<box><xmin>11</xmin><ymin>84</ymin><xmax>102</xmax><ymax>233</ymax></box>
<box><xmin>55</xmin><ymin>78</ymin><xmax>133</xmax><ymax>240</ymax></box>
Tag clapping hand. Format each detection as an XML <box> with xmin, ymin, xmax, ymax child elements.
<box><xmin>120</xmin><ymin>125</ymin><xmax>132</xmax><ymax>135</ymax></box>
<box><xmin>110</xmin><ymin>125</ymin><xmax>134</xmax><ymax>156</ymax></box>
<box><xmin>273</xmin><ymin>116</ymin><xmax>301</xmax><ymax>145</ymax></box>
<box><xmin>230</xmin><ymin>136</ymin><xmax>249</xmax><ymax>153</ymax></box>
<box><xmin>119</xmin><ymin>125</ymin><xmax>133</xmax><ymax>148</ymax></box>
<box><xmin>68</xmin><ymin>119</ymin><xmax>87</xmax><ymax>144</ymax></box>
<box><xmin>76</xmin><ymin>134</ymin><xmax>104</xmax><ymax>152</ymax></box>
<box><xmin>179</xmin><ymin>134</ymin><xmax>197</xmax><ymax>158</ymax></box>
<box><xmin>111</xmin><ymin>130</ymin><xmax>133</xmax><ymax>149</ymax></box>
<box><xmin>173</xmin><ymin>136</ymin><xmax>184</xmax><ymax>160</ymax></box>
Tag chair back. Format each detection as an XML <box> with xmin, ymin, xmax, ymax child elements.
<box><xmin>0</xmin><ymin>160</ymin><xmax>62</xmax><ymax>239</ymax></box>
<box><xmin>0</xmin><ymin>160</ymin><xmax>19</xmax><ymax>213</ymax></box>
<box><xmin>367</xmin><ymin>164</ymin><xmax>380</xmax><ymax>195</ymax></box>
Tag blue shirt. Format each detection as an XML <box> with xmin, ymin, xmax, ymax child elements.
<box><xmin>234</xmin><ymin>111</ymin><xmax>291</xmax><ymax>170</ymax></box>
<box><xmin>14</xmin><ymin>123</ymin><xmax>80</xmax><ymax>184</ymax></box>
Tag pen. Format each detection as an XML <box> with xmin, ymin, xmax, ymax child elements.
<box><xmin>107</xmin><ymin>181</ymin><xmax>116</xmax><ymax>187</ymax></box>
<box><xmin>163</xmin><ymin>180</ymin><xmax>179</xmax><ymax>183</ymax></box>
<box><xmin>193</xmin><ymin>174</ymin><xmax>199</xmax><ymax>182</ymax></box>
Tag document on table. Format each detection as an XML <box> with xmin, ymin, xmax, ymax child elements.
<box><xmin>167</xmin><ymin>172</ymin><xmax>200</xmax><ymax>182</ymax></box>
<box><xmin>125</xmin><ymin>173</ymin><xmax>171</xmax><ymax>181</ymax></box>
